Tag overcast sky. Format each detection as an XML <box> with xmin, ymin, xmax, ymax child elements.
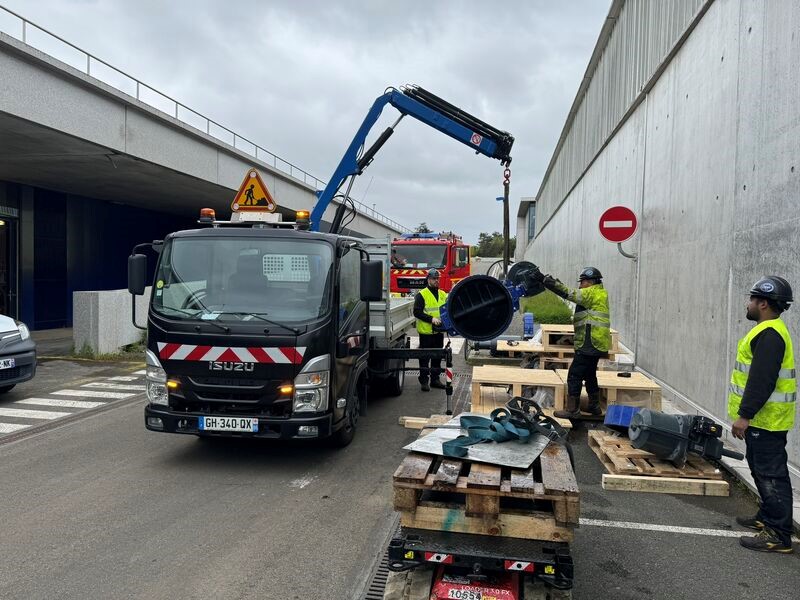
<box><xmin>2</xmin><ymin>0</ymin><xmax>610</xmax><ymax>243</ymax></box>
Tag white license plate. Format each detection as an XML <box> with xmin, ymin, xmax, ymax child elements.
<box><xmin>0</xmin><ymin>358</ymin><xmax>15</xmax><ymax>370</ymax></box>
<box><xmin>198</xmin><ymin>416</ymin><xmax>258</xmax><ymax>432</ymax></box>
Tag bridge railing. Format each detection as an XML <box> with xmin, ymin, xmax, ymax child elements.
<box><xmin>0</xmin><ymin>5</ymin><xmax>409</xmax><ymax>233</ymax></box>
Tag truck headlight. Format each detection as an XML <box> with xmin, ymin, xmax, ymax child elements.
<box><xmin>293</xmin><ymin>371</ymin><xmax>329</xmax><ymax>413</ymax></box>
<box><xmin>15</xmin><ymin>321</ymin><xmax>30</xmax><ymax>341</ymax></box>
<box><xmin>145</xmin><ymin>349</ymin><xmax>168</xmax><ymax>406</ymax></box>
<box><xmin>293</xmin><ymin>354</ymin><xmax>330</xmax><ymax>414</ymax></box>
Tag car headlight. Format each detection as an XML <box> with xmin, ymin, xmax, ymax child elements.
<box><xmin>293</xmin><ymin>354</ymin><xmax>330</xmax><ymax>414</ymax></box>
<box><xmin>15</xmin><ymin>321</ymin><xmax>30</xmax><ymax>341</ymax></box>
<box><xmin>145</xmin><ymin>349</ymin><xmax>168</xmax><ymax>406</ymax></box>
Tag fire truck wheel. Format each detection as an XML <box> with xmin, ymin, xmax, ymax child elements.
<box><xmin>383</xmin><ymin>567</ymin><xmax>434</xmax><ymax>600</ymax></box>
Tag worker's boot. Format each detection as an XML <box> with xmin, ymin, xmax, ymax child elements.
<box><xmin>585</xmin><ymin>391</ymin><xmax>603</xmax><ymax>416</ymax></box>
<box><xmin>430</xmin><ymin>377</ymin><xmax>446</xmax><ymax>390</ymax></box>
<box><xmin>739</xmin><ymin>528</ymin><xmax>793</xmax><ymax>553</ymax></box>
<box><xmin>419</xmin><ymin>377</ymin><xmax>430</xmax><ymax>392</ymax></box>
<box><xmin>554</xmin><ymin>395</ymin><xmax>581</xmax><ymax>419</ymax></box>
<box><xmin>736</xmin><ymin>514</ymin><xmax>765</xmax><ymax>531</ymax></box>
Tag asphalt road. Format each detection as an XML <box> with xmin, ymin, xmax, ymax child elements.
<box><xmin>0</xmin><ymin>357</ymin><xmax>458</xmax><ymax>599</ymax></box>
<box><xmin>2</xmin><ymin>352</ymin><xmax>800</xmax><ymax>599</ymax></box>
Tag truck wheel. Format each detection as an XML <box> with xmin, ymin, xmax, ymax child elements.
<box><xmin>385</xmin><ymin>361</ymin><xmax>405</xmax><ymax>397</ymax></box>
<box><xmin>383</xmin><ymin>567</ymin><xmax>434</xmax><ymax>599</ymax></box>
<box><xmin>0</xmin><ymin>384</ymin><xmax>15</xmax><ymax>394</ymax></box>
<box><xmin>330</xmin><ymin>386</ymin><xmax>361</xmax><ymax>448</ymax></box>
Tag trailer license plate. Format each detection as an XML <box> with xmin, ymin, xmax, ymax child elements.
<box><xmin>0</xmin><ymin>358</ymin><xmax>15</xmax><ymax>370</ymax></box>
<box><xmin>448</xmin><ymin>590</ymin><xmax>482</xmax><ymax>599</ymax></box>
<box><xmin>198</xmin><ymin>416</ymin><xmax>258</xmax><ymax>432</ymax></box>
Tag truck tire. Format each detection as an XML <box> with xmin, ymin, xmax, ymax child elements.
<box><xmin>384</xmin><ymin>361</ymin><xmax>405</xmax><ymax>397</ymax></box>
<box><xmin>330</xmin><ymin>380</ymin><xmax>363</xmax><ymax>448</ymax></box>
<box><xmin>383</xmin><ymin>567</ymin><xmax>434</xmax><ymax>599</ymax></box>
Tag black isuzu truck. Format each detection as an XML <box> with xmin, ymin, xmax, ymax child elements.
<box><xmin>128</xmin><ymin>208</ymin><xmax>415</xmax><ymax>446</ymax></box>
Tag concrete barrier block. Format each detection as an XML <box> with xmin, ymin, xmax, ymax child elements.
<box><xmin>73</xmin><ymin>288</ymin><xmax>150</xmax><ymax>355</ymax></box>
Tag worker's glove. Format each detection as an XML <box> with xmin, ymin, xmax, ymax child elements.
<box><xmin>542</xmin><ymin>275</ymin><xmax>558</xmax><ymax>290</ymax></box>
<box><xmin>525</xmin><ymin>267</ymin><xmax>545</xmax><ymax>284</ymax></box>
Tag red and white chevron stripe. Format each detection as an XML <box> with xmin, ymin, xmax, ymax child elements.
<box><xmin>504</xmin><ymin>560</ymin><xmax>534</xmax><ymax>572</ymax></box>
<box><xmin>424</xmin><ymin>552</ymin><xmax>453</xmax><ymax>564</ymax></box>
<box><xmin>157</xmin><ymin>343</ymin><xmax>306</xmax><ymax>364</ymax></box>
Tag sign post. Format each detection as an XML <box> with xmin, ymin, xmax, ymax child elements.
<box><xmin>599</xmin><ymin>206</ymin><xmax>638</xmax><ymax>261</ymax></box>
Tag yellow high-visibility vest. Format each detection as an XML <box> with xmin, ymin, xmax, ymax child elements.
<box><xmin>416</xmin><ymin>287</ymin><xmax>448</xmax><ymax>335</ymax></box>
<box><xmin>727</xmin><ymin>318</ymin><xmax>796</xmax><ymax>431</ymax></box>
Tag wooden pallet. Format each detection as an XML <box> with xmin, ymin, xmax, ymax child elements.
<box><xmin>495</xmin><ymin>338</ymin><xmax>622</xmax><ymax>359</ymax></box>
<box><xmin>587</xmin><ymin>430</ymin><xmax>729</xmax><ymax>496</ymax></box>
<box><xmin>393</xmin><ymin>444</ymin><xmax>578</xmax><ymax>541</ymax></box>
<box><xmin>540</xmin><ymin>324</ymin><xmax>620</xmax><ymax>354</ymax></box>
<box><xmin>471</xmin><ymin>366</ymin><xmax>566</xmax><ymax>410</ymax></box>
<box><xmin>554</xmin><ymin>369</ymin><xmax>662</xmax><ymax>411</ymax></box>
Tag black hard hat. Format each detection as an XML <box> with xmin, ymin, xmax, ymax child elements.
<box><xmin>427</xmin><ymin>268</ymin><xmax>440</xmax><ymax>278</ymax></box>
<box><xmin>749</xmin><ymin>276</ymin><xmax>793</xmax><ymax>311</ymax></box>
<box><xmin>579</xmin><ymin>267</ymin><xmax>602</xmax><ymax>282</ymax></box>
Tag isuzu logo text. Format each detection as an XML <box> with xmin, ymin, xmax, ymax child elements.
<box><xmin>209</xmin><ymin>361</ymin><xmax>255</xmax><ymax>372</ymax></box>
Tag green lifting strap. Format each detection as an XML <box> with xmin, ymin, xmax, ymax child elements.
<box><xmin>441</xmin><ymin>398</ymin><xmax>570</xmax><ymax>458</ymax></box>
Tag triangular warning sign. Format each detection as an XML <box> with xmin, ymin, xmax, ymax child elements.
<box><xmin>232</xmin><ymin>168</ymin><xmax>276</xmax><ymax>212</ymax></box>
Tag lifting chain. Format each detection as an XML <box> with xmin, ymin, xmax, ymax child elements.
<box><xmin>502</xmin><ymin>167</ymin><xmax>511</xmax><ymax>278</ymax></box>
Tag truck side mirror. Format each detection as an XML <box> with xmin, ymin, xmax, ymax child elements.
<box><xmin>128</xmin><ymin>254</ymin><xmax>147</xmax><ymax>295</ymax></box>
<box><xmin>360</xmin><ymin>260</ymin><xmax>383</xmax><ymax>301</ymax></box>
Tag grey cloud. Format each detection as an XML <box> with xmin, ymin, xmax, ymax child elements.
<box><xmin>3</xmin><ymin>0</ymin><xmax>610</xmax><ymax>242</ymax></box>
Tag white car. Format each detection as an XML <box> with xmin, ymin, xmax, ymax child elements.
<box><xmin>0</xmin><ymin>315</ymin><xmax>36</xmax><ymax>393</ymax></box>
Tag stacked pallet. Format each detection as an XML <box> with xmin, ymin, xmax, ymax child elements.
<box><xmin>471</xmin><ymin>365</ymin><xmax>566</xmax><ymax>411</ymax></box>
<box><xmin>554</xmin><ymin>369</ymin><xmax>661</xmax><ymax>412</ymax></box>
<box><xmin>588</xmin><ymin>430</ymin><xmax>729</xmax><ymax>496</ymax></box>
<box><xmin>392</xmin><ymin>443</ymin><xmax>579</xmax><ymax>542</ymax></box>
<box><xmin>470</xmin><ymin>365</ymin><xmax>662</xmax><ymax>413</ymax></box>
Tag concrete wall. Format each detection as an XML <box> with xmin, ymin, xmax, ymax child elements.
<box><xmin>73</xmin><ymin>288</ymin><xmax>150</xmax><ymax>355</ymax></box>
<box><xmin>524</xmin><ymin>0</ymin><xmax>800</xmax><ymax>475</ymax></box>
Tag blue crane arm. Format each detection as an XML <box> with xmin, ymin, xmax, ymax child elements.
<box><xmin>310</xmin><ymin>85</ymin><xmax>514</xmax><ymax>232</ymax></box>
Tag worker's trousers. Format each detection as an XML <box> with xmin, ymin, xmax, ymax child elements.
<box><xmin>566</xmin><ymin>352</ymin><xmax>601</xmax><ymax>397</ymax></box>
<box><xmin>745</xmin><ymin>427</ymin><xmax>794</xmax><ymax>545</ymax></box>
<box><xmin>418</xmin><ymin>333</ymin><xmax>444</xmax><ymax>383</ymax></box>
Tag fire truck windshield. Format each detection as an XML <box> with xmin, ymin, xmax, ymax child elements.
<box><xmin>391</xmin><ymin>244</ymin><xmax>446</xmax><ymax>269</ymax></box>
<box><xmin>151</xmin><ymin>237</ymin><xmax>333</xmax><ymax>323</ymax></box>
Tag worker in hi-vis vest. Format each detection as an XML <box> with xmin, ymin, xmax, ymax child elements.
<box><xmin>413</xmin><ymin>268</ymin><xmax>448</xmax><ymax>392</ymax></box>
<box><xmin>540</xmin><ymin>267</ymin><xmax>612</xmax><ymax>419</ymax></box>
<box><xmin>730</xmin><ymin>276</ymin><xmax>796</xmax><ymax>554</ymax></box>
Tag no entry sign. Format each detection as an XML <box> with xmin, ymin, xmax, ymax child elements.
<box><xmin>599</xmin><ymin>206</ymin><xmax>638</xmax><ymax>243</ymax></box>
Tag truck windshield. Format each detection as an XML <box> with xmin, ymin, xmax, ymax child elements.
<box><xmin>391</xmin><ymin>244</ymin><xmax>446</xmax><ymax>269</ymax></box>
<box><xmin>152</xmin><ymin>237</ymin><xmax>333</xmax><ymax>323</ymax></box>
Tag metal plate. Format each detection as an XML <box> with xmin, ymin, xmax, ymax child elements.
<box><xmin>403</xmin><ymin>413</ymin><xmax>549</xmax><ymax>469</ymax></box>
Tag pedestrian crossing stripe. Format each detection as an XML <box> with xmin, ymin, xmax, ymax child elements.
<box><xmin>16</xmin><ymin>398</ymin><xmax>106</xmax><ymax>409</ymax></box>
<box><xmin>0</xmin><ymin>372</ymin><xmax>146</xmax><ymax>438</ymax></box>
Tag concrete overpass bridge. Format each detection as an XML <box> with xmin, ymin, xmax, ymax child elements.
<box><xmin>0</xmin><ymin>7</ymin><xmax>406</xmax><ymax>328</ymax></box>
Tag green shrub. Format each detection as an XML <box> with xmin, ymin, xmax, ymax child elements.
<box><xmin>519</xmin><ymin>291</ymin><xmax>572</xmax><ymax>324</ymax></box>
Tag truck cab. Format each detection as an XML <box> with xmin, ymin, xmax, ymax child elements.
<box><xmin>390</xmin><ymin>232</ymin><xmax>470</xmax><ymax>294</ymax></box>
<box><xmin>129</xmin><ymin>211</ymin><xmax>411</xmax><ymax>447</ymax></box>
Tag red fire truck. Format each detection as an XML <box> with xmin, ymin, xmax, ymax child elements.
<box><xmin>390</xmin><ymin>232</ymin><xmax>471</xmax><ymax>294</ymax></box>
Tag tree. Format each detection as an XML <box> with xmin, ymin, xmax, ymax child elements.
<box><xmin>473</xmin><ymin>232</ymin><xmax>516</xmax><ymax>257</ymax></box>
<box><xmin>414</xmin><ymin>222</ymin><xmax>432</xmax><ymax>233</ymax></box>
